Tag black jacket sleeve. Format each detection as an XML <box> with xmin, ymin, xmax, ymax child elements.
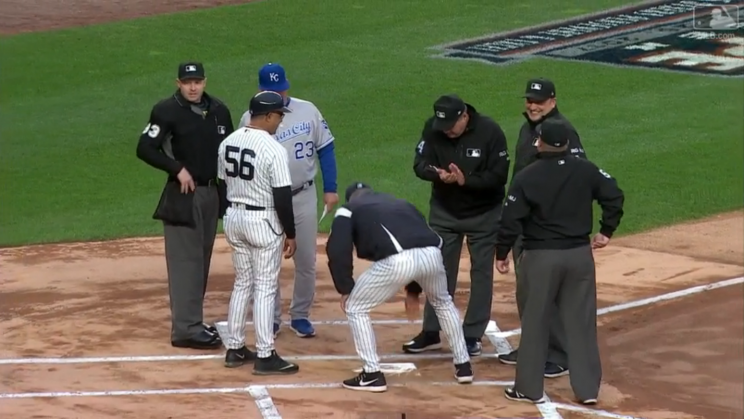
<box><xmin>413</xmin><ymin>122</ymin><xmax>441</xmax><ymax>182</ymax></box>
<box><xmin>326</xmin><ymin>206</ymin><xmax>355</xmax><ymax>295</ymax></box>
<box><xmin>135</xmin><ymin>104</ymin><xmax>182</xmax><ymax>175</ymax></box>
<box><xmin>496</xmin><ymin>179</ymin><xmax>531</xmax><ymax>260</ymax></box>
<box><xmin>592</xmin><ymin>166</ymin><xmax>625</xmax><ymax>238</ymax></box>
<box><xmin>272</xmin><ymin>186</ymin><xmax>296</xmax><ymax>239</ymax></box>
<box><xmin>567</xmin><ymin>128</ymin><xmax>588</xmax><ymax>160</ymax></box>
<box><xmin>463</xmin><ymin>122</ymin><xmax>510</xmax><ymax>189</ymax></box>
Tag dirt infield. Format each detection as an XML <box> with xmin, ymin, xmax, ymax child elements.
<box><xmin>1</xmin><ymin>211</ymin><xmax>742</xmax><ymax>418</ymax></box>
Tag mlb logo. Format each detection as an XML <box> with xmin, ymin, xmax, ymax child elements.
<box><xmin>466</xmin><ymin>148</ymin><xmax>481</xmax><ymax>157</ymax></box>
<box><xmin>217</xmin><ymin>126</ymin><xmax>226</xmax><ymax>135</ymax></box>
<box><xmin>435</xmin><ymin>111</ymin><xmax>446</xmax><ymax>118</ymax></box>
<box><xmin>531</xmin><ymin>83</ymin><xmax>542</xmax><ymax>90</ymax></box>
<box><xmin>185</xmin><ymin>65</ymin><xmax>197</xmax><ymax>72</ymax></box>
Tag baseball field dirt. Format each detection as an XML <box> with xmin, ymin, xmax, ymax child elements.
<box><xmin>1</xmin><ymin>211</ymin><xmax>742</xmax><ymax>418</ymax></box>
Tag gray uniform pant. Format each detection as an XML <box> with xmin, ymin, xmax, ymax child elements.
<box><xmin>163</xmin><ymin>185</ymin><xmax>219</xmax><ymax>341</ymax></box>
<box><xmin>513</xmin><ymin>236</ymin><xmax>568</xmax><ymax>366</ymax></box>
<box><xmin>514</xmin><ymin>245</ymin><xmax>602</xmax><ymax>401</ymax></box>
<box><xmin>273</xmin><ymin>182</ymin><xmax>318</xmax><ymax>323</ymax></box>
<box><xmin>421</xmin><ymin>202</ymin><xmax>500</xmax><ymax>339</ymax></box>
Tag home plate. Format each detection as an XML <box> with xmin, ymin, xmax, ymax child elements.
<box><xmin>353</xmin><ymin>363</ymin><xmax>417</xmax><ymax>374</ymax></box>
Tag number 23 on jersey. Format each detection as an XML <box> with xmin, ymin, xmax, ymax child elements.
<box><xmin>225</xmin><ymin>145</ymin><xmax>256</xmax><ymax>181</ymax></box>
<box><xmin>294</xmin><ymin>141</ymin><xmax>314</xmax><ymax>160</ymax></box>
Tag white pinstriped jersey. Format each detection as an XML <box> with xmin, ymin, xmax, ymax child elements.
<box><xmin>217</xmin><ymin>127</ymin><xmax>292</xmax><ymax>208</ymax></box>
<box><xmin>238</xmin><ymin>97</ymin><xmax>334</xmax><ymax>190</ymax></box>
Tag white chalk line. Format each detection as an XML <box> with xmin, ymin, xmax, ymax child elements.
<box><xmin>2</xmin><ymin>275</ymin><xmax>740</xmax><ymax>366</ymax></box>
<box><xmin>0</xmin><ymin>352</ymin><xmax>498</xmax><ymax>365</ymax></box>
<box><xmin>487</xmin><ymin>275</ymin><xmax>744</xmax><ymax>339</ymax></box>
<box><xmin>484</xmin><ymin>317</ymin><xmax>563</xmax><ymax>419</ymax></box>
<box><xmin>552</xmin><ymin>402</ymin><xmax>647</xmax><ymax>419</ymax></box>
<box><xmin>248</xmin><ymin>386</ymin><xmax>282</xmax><ymax>419</ymax></box>
<box><xmin>0</xmin><ymin>380</ymin><xmax>515</xmax><ymax>399</ymax></box>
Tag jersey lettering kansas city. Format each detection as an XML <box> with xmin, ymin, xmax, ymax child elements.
<box><xmin>239</xmin><ymin>97</ymin><xmax>334</xmax><ymax>190</ymax></box>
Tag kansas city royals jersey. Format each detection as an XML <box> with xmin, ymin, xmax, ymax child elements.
<box><xmin>217</xmin><ymin>127</ymin><xmax>292</xmax><ymax>208</ymax></box>
<box><xmin>238</xmin><ymin>97</ymin><xmax>334</xmax><ymax>190</ymax></box>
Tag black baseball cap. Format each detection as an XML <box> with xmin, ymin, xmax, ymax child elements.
<box><xmin>248</xmin><ymin>91</ymin><xmax>291</xmax><ymax>116</ymax></box>
<box><xmin>537</xmin><ymin>119</ymin><xmax>571</xmax><ymax>147</ymax></box>
<box><xmin>431</xmin><ymin>94</ymin><xmax>467</xmax><ymax>131</ymax></box>
<box><xmin>524</xmin><ymin>78</ymin><xmax>556</xmax><ymax>101</ymax></box>
<box><xmin>345</xmin><ymin>182</ymin><xmax>372</xmax><ymax>202</ymax></box>
<box><xmin>178</xmin><ymin>62</ymin><xmax>205</xmax><ymax>80</ymax></box>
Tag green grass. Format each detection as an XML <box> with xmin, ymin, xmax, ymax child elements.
<box><xmin>1</xmin><ymin>0</ymin><xmax>742</xmax><ymax>246</ymax></box>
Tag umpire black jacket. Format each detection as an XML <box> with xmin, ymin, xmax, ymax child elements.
<box><xmin>496</xmin><ymin>151</ymin><xmax>625</xmax><ymax>260</ymax></box>
<box><xmin>413</xmin><ymin>105</ymin><xmax>510</xmax><ymax>218</ymax></box>
<box><xmin>512</xmin><ymin>107</ymin><xmax>586</xmax><ymax>180</ymax></box>
<box><xmin>326</xmin><ymin>191</ymin><xmax>442</xmax><ymax>296</ymax></box>
<box><xmin>136</xmin><ymin>90</ymin><xmax>234</xmax><ymax>183</ymax></box>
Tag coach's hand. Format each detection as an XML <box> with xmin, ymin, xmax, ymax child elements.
<box><xmin>283</xmin><ymin>238</ymin><xmax>297</xmax><ymax>259</ymax></box>
<box><xmin>404</xmin><ymin>292</ymin><xmax>420</xmax><ymax>321</ymax></box>
<box><xmin>323</xmin><ymin>192</ymin><xmax>339</xmax><ymax>211</ymax></box>
<box><xmin>495</xmin><ymin>259</ymin><xmax>510</xmax><ymax>274</ymax></box>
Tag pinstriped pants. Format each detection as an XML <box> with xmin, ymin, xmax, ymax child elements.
<box><xmin>345</xmin><ymin>246</ymin><xmax>470</xmax><ymax>373</ymax></box>
<box><xmin>223</xmin><ymin>207</ymin><xmax>283</xmax><ymax>358</ymax></box>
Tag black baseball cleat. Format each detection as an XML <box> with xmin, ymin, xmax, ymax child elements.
<box><xmin>544</xmin><ymin>362</ymin><xmax>569</xmax><ymax>378</ymax></box>
<box><xmin>454</xmin><ymin>361</ymin><xmax>474</xmax><ymax>384</ymax></box>
<box><xmin>498</xmin><ymin>349</ymin><xmax>519</xmax><ymax>365</ymax></box>
<box><xmin>402</xmin><ymin>331</ymin><xmax>442</xmax><ymax>353</ymax></box>
<box><xmin>504</xmin><ymin>387</ymin><xmax>546</xmax><ymax>404</ymax></box>
<box><xmin>171</xmin><ymin>329</ymin><xmax>222</xmax><ymax>350</ymax></box>
<box><xmin>342</xmin><ymin>370</ymin><xmax>388</xmax><ymax>392</ymax></box>
<box><xmin>253</xmin><ymin>350</ymin><xmax>299</xmax><ymax>376</ymax></box>
<box><xmin>465</xmin><ymin>338</ymin><xmax>482</xmax><ymax>356</ymax></box>
<box><xmin>224</xmin><ymin>346</ymin><xmax>256</xmax><ymax>368</ymax></box>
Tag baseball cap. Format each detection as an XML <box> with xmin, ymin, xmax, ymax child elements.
<box><xmin>431</xmin><ymin>94</ymin><xmax>467</xmax><ymax>131</ymax></box>
<box><xmin>345</xmin><ymin>182</ymin><xmax>372</xmax><ymax>202</ymax></box>
<box><xmin>524</xmin><ymin>78</ymin><xmax>556</xmax><ymax>101</ymax></box>
<box><xmin>537</xmin><ymin>119</ymin><xmax>571</xmax><ymax>147</ymax></box>
<box><xmin>258</xmin><ymin>63</ymin><xmax>290</xmax><ymax>92</ymax></box>
<box><xmin>178</xmin><ymin>62</ymin><xmax>205</xmax><ymax>80</ymax></box>
<box><xmin>248</xmin><ymin>91</ymin><xmax>291</xmax><ymax>116</ymax></box>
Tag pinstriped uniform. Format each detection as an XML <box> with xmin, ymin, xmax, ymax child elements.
<box><xmin>217</xmin><ymin>127</ymin><xmax>292</xmax><ymax>357</ymax></box>
<box><xmin>328</xmin><ymin>197</ymin><xmax>470</xmax><ymax>374</ymax></box>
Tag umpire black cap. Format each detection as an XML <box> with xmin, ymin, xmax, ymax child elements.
<box><xmin>178</xmin><ymin>62</ymin><xmax>205</xmax><ymax>80</ymax></box>
<box><xmin>345</xmin><ymin>182</ymin><xmax>372</xmax><ymax>202</ymax></box>
<box><xmin>432</xmin><ymin>94</ymin><xmax>467</xmax><ymax>131</ymax></box>
<box><xmin>249</xmin><ymin>91</ymin><xmax>292</xmax><ymax>116</ymax></box>
<box><xmin>537</xmin><ymin>119</ymin><xmax>571</xmax><ymax>147</ymax></box>
<box><xmin>524</xmin><ymin>78</ymin><xmax>556</xmax><ymax>101</ymax></box>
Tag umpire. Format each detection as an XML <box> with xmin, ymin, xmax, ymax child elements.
<box><xmin>494</xmin><ymin>119</ymin><xmax>624</xmax><ymax>405</ymax></box>
<box><xmin>136</xmin><ymin>62</ymin><xmax>234</xmax><ymax>350</ymax></box>
<box><xmin>404</xmin><ymin>94</ymin><xmax>510</xmax><ymax>356</ymax></box>
<box><xmin>498</xmin><ymin>77</ymin><xmax>588</xmax><ymax>377</ymax></box>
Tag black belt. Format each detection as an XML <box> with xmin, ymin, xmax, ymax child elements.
<box><xmin>194</xmin><ymin>179</ymin><xmax>217</xmax><ymax>187</ymax></box>
<box><xmin>229</xmin><ymin>202</ymin><xmax>266</xmax><ymax>211</ymax></box>
<box><xmin>292</xmin><ymin>180</ymin><xmax>314</xmax><ymax>196</ymax></box>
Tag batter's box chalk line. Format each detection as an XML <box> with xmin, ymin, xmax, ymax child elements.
<box><xmin>1</xmin><ymin>276</ymin><xmax>741</xmax><ymax>366</ymax></box>
<box><xmin>0</xmin><ymin>381</ymin><xmax>648</xmax><ymax>419</ymax></box>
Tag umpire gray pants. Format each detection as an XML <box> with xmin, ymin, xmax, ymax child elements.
<box><xmin>513</xmin><ymin>237</ymin><xmax>568</xmax><ymax>366</ymax></box>
<box><xmin>421</xmin><ymin>202</ymin><xmax>500</xmax><ymax>339</ymax></box>
<box><xmin>163</xmin><ymin>185</ymin><xmax>219</xmax><ymax>340</ymax></box>
<box><xmin>514</xmin><ymin>245</ymin><xmax>602</xmax><ymax>401</ymax></box>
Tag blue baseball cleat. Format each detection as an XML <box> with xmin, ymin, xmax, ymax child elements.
<box><xmin>290</xmin><ymin>319</ymin><xmax>316</xmax><ymax>338</ymax></box>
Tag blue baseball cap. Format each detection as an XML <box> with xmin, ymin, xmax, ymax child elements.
<box><xmin>258</xmin><ymin>63</ymin><xmax>290</xmax><ymax>92</ymax></box>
